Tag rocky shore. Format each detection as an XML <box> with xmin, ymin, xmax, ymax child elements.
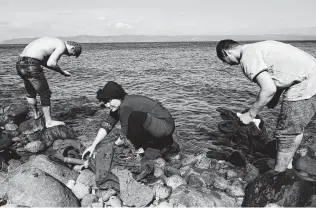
<box><xmin>1</xmin><ymin>96</ymin><xmax>316</xmax><ymax>207</ymax></box>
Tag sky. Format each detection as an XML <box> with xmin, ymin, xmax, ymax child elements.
<box><xmin>1</xmin><ymin>0</ymin><xmax>316</xmax><ymax>41</ymax></box>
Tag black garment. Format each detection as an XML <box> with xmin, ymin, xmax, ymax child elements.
<box><xmin>127</xmin><ymin>111</ymin><xmax>173</xmax><ymax>150</ymax></box>
<box><xmin>16</xmin><ymin>56</ymin><xmax>52</xmax><ymax>106</ymax></box>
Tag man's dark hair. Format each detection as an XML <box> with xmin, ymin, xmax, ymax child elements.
<box><xmin>216</xmin><ymin>39</ymin><xmax>239</xmax><ymax>61</ymax></box>
<box><xmin>66</xmin><ymin>41</ymin><xmax>82</xmax><ymax>57</ymax></box>
<box><xmin>96</xmin><ymin>81</ymin><xmax>127</xmax><ymax>103</ymax></box>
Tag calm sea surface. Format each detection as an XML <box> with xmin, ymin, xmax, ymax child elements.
<box><xmin>1</xmin><ymin>41</ymin><xmax>316</xmax><ymax>150</ymax></box>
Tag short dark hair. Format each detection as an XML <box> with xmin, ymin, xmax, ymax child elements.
<box><xmin>66</xmin><ymin>41</ymin><xmax>82</xmax><ymax>57</ymax></box>
<box><xmin>216</xmin><ymin>39</ymin><xmax>239</xmax><ymax>61</ymax></box>
<box><xmin>96</xmin><ymin>81</ymin><xmax>127</xmax><ymax>103</ymax></box>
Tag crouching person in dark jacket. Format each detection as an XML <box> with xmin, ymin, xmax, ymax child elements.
<box><xmin>82</xmin><ymin>81</ymin><xmax>179</xmax><ymax>160</ymax></box>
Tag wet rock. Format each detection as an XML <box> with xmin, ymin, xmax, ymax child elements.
<box><xmin>19</xmin><ymin>117</ymin><xmax>45</xmax><ymax>135</ymax></box>
<box><xmin>6</xmin><ymin>167</ymin><xmax>79</xmax><ymax>207</ymax></box>
<box><xmin>4</xmin><ymin>124</ymin><xmax>18</xmax><ymax>131</ymax></box>
<box><xmin>11</xmin><ymin>154</ymin><xmax>79</xmax><ymax>185</ymax></box>
<box><xmin>81</xmin><ymin>194</ymin><xmax>98</xmax><ymax>207</ymax></box>
<box><xmin>101</xmin><ymin>189</ymin><xmax>117</xmax><ymax>201</ymax></box>
<box><xmin>244</xmin><ymin>163</ymin><xmax>259</xmax><ymax>183</ymax></box>
<box><xmin>206</xmin><ymin>150</ymin><xmax>228</xmax><ymax>161</ymax></box>
<box><xmin>179</xmin><ymin>166</ymin><xmax>191</xmax><ymax>176</ymax></box>
<box><xmin>201</xmin><ymin>171</ymin><xmax>216</xmax><ymax>186</ymax></box>
<box><xmin>226</xmin><ymin>169</ymin><xmax>238</xmax><ymax>179</ymax></box>
<box><xmin>168</xmin><ymin>159</ymin><xmax>182</xmax><ymax>169</ymax></box>
<box><xmin>1</xmin><ymin>102</ymin><xmax>29</xmax><ymax>126</ymax></box>
<box><xmin>169</xmin><ymin>185</ymin><xmax>237</xmax><ymax>207</ymax></box>
<box><xmin>2</xmin><ymin>130</ymin><xmax>20</xmax><ymax>139</ymax></box>
<box><xmin>0</xmin><ymin>134</ymin><xmax>12</xmax><ymax>150</ymax></box>
<box><xmin>22</xmin><ymin>131</ymin><xmax>42</xmax><ymax>143</ymax></box>
<box><xmin>153</xmin><ymin>184</ymin><xmax>171</xmax><ymax>200</ymax></box>
<box><xmin>243</xmin><ymin>169</ymin><xmax>316</xmax><ymax>207</ymax></box>
<box><xmin>294</xmin><ymin>156</ymin><xmax>316</xmax><ymax>176</ymax></box>
<box><xmin>213</xmin><ymin>176</ymin><xmax>230</xmax><ymax>190</ymax></box>
<box><xmin>71</xmin><ymin>182</ymin><xmax>91</xmax><ymax>200</ymax></box>
<box><xmin>188</xmin><ymin>174</ymin><xmax>206</xmax><ymax>187</ymax></box>
<box><xmin>76</xmin><ymin>169</ymin><xmax>96</xmax><ymax>187</ymax></box>
<box><xmin>91</xmin><ymin>202</ymin><xmax>103</xmax><ymax>208</ymax></box>
<box><xmin>165</xmin><ymin>165</ymin><xmax>181</xmax><ymax>177</ymax></box>
<box><xmin>41</xmin><ymin>125</ymin><xmax>75</xmax><ymax>147</ymax></box>
<box><xmin>7</xmin><ymin>160</ymin><xmax>22</xmax><ymax>173</ymax></box>
<box><xmin>195</xmin><ymin>157</ymin><xmax>211</xmax><ymax>170</ymax></box>
<box><xmin>226</xmin><ymin>185</ymin><xmax>245</xmax><ymax>197</ymax></box>
<box><xmin>104</xmin><ymin>196</ymin><xmax>122</xmax><ymax>207</ymax></box>
<box><xmin>181</xmin><ymin>154</ymin><xmax>198</xmax><ymax>166</ymax></box>
<box><xmin>166</xmin><ymin>175</ymin><xmax>187</xmax><ymax>190</ymax></box>
<box><xmin>24</xmin><ymin>141</ymin><xmax>46</xmax><ymax>153</ymax></box>
<box><xmin>111</xmin><ymin>168</ymin><xmax>154</xmax><ymax>207</ymax></box>
<box><xmin>227</xmin><ymin>151</ymin><xmax>247</xmax><ymax>167</ymax></box>
<box><xmin>156</xmin><ymin>201</ymin><xmax>174</xmax><ymax>208</ymax></box>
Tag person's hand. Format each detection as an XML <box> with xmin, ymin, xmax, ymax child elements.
<box><xmin>61</xmin><ymin>70</ymin><xmax>71</xmax><ymax>77</ymax></box>
<box><xmin>238</xmin><ymin>111</ymin><xmax>254</xmax><ymax>125</ymax></box>
<box><xmin>82</xmin><ymin>145</ymin><xmax>95</xmax><ymax>159</ymax></box>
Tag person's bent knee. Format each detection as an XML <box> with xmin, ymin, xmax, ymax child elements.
<box><xmin>39</xmin><ymin>89</ymin><xmax>52</xmax><ymax>106</ymax></box>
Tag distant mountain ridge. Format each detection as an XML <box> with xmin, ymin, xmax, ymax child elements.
<box><xmin>1</xmin><ymin>34</ymin><xmax>316</xmax><ymax>44</ymax></box>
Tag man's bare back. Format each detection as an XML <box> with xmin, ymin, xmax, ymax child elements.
<box><xmin>20</xmin><ymin>37</ymin><xmax>66</xmax><ymax>64</ymax></box>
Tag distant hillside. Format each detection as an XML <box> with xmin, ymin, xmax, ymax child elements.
<box><xmin>1</xmin><ymin>34</ymin><xmax>316</xmax><ymax>44</ymax></box>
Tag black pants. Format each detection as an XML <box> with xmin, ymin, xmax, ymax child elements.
<box><xmin>127</xmin><ymin>111</ymin><xmax>173</xmax><ymax>150</ymax></box>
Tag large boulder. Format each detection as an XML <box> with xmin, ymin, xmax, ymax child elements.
<box><xmin>42</xmin><ymin>125</ymin><xmax>75</xmax><ymax>147</ymax></box>
<box><xmin>10</xmin><ymin>154</ymin><xmax>79</xmax><ymax>185</ymax></box>
<box><xmin>5</xmin><ymin>167</ymin><xmax>79</xmax><ymax>207</ymax></box>
<box><xmin>242</xmin><ymin>169</ymin><xmax>316</xmax><ymax>207</ymax></box>
<box><xmin>0</xmin><ymin>102</ymin><xmax>29</xmax><ymax>126</ymax></box>
<box><xmin>169</xmin><ymin>185</ymin><xmax>238</xmax><ymax>207</ymax></box>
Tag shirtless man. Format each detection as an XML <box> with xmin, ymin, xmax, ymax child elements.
<box><xmin>16</xmin><ymin>37</ymin><xmax>82</xmax><ymax>128</ymax></box>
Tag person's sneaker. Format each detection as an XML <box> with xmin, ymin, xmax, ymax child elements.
<box><xmin>114</xmin><ymin>137</ymin><xmax>126</xmax><ymax>146</ymax></box>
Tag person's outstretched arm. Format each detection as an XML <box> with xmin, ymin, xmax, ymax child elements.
<box><xmin>239</xmin><ymin>71</ymin><xmax>276</xmax><ymax>124</ymax></box>
<box><xmin>82</xmin><ymin>128</ymin><xmax>107</xmax><ymax>159</ymax></box>
<box><xmin>45</xmin><ymin>42</ymin><xmax>71</xmax><ymax>76</ymax></box>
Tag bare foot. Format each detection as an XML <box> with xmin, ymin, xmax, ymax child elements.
<box><xmin>46</xmin><ymin>120</ymin><xmax>65</xmax><ymax>128</ymax></box>
<box><xmin>287</xmin><ymin>158</ymin><xmax>293</xmax><ymax>169</ymax></box>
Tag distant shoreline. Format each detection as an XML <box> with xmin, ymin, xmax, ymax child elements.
<box><xmin>1</xmin><ymin>35</ymin><xmax>316</xmax><ymax>44</ymax></box>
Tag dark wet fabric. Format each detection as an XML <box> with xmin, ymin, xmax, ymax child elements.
<box><xmin>88</xmin><ymin>137</ymin><xmax>167</xmax><ymax>190</ymax></box>
<box><xmin>216</xmin><ymin>107</ymin><xmax>272</xmax><ymax>154</ymax></box>
<box><xmin>16</xmin><ymin>56</ymin><xmax>52</xmax><ymax>106</ymax></box>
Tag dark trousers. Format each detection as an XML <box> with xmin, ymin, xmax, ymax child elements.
<box><xmin>127</xmin><ymin>111</ymin><xmax>173</xmax><ymax>150</ymax></box>
<box><xmin>16</xmin><ymin>57</ymin><xmax>52</xmax><ymax>106</ymax></box>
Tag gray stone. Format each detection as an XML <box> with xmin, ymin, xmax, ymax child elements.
<box><xmin>111</xmin><ymin>168</ymin><xmax>154</xmax><ymax>207</ymax></box>
<box><xmin>24</xmin><ymin>141</ymin><xmax>46</xmax><ymax>153</ymax></box>
<box><xmin>81</xmin><ymin>194</ymin><xmax>98</xmax><ymax>207</ymax></box>
<box><xmin>226</xmin><ymin>185</ymin><xmax>245</xmax><ymax>197</ymax></box>
<box><xmin>169</xmin><ymin>185</ymin><xmax>237</xmax><ymax>207</ymax></box>
<box><xmin>213</xmin><ymin>176</ymin><xmax>230</xmax><ymax>190</ymax></box>
<box><xmin>6</xmin><ymin>167</ymin><xmax>79</xmax><ymax>207</ymax></box>
<box><xmin>166</xmin><ymin>175</ymin><xmax>187</xmax><ymax>190</ymax></box>
<box><xmin>195</xmin><ymin>157</ymin><xmax>211</xmax><ymax>170</ymax></box>
<box><xmin>11</xmin><ymin>154</ymin><xmax>79</xmax><ymax>185</ymax></box>
<box><xmin>76</xmin><ymin>169</ymin><xmax>96</xmax><ymax>187</ymax></box>
<box><xmin>4</xmin><ymin>124</ymin><xmax>18</xmax><ymax>131</ymax></box>
<box><xmin>244</xmin><ymin>163</ymin><xmax>259</xmax><ymax>183</ymax></box>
